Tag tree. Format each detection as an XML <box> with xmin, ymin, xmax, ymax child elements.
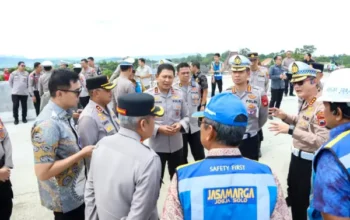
<box><xmin>300</xmin><ymin>45</ymin><xmax>317</xmax><ymax>55</ymax></box>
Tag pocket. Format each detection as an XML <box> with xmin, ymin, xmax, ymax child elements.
<box><xmin>191</xmin><ymin>93</ymin><xmax>200</xmax><ymax>106</ymax></box>
<box><xmin>172</xmin><ymin>103</ymin><xmax>181</xmax><ymax>119</ymax></box>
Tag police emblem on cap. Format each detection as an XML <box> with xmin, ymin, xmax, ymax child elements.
<box><xmin>160</xmin><ymin>60</ymin><xmax>164</xmax><ymax>64</ymax></box>
<box><xmin>234</xmin><ymin>56</ymin><xmax>242</xmax><ymax>65</ymax></box>
<box><xmin>291</xmin><ymin>63</ymin><xmax>299</xmax><ymax>74</ymax></box>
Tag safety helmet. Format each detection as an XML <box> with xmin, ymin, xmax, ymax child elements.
<box><xmin>318</xmin><ymin>68</ymin><xmax>350</xmax><ymax>103</ymax></box>
<box><xmin>42</xmin><ymin>60</ymin><xmax>53</xmax><ymax>67</ymax></box>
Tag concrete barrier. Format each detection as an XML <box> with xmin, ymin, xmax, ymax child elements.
<box><xmin>0</xmin><ymin>81</ymin><xmax>36</xmax><ymax>123</ymax></box>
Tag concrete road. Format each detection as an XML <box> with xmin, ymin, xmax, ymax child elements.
<box><xmin>5</xmin><ymin>73</ymin><xmax>330</xmax><ymax>219</ymax></box>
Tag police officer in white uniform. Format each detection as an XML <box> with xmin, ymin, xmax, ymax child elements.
<box><xmin>9</xmin><ymin>61</ymin><xmax>29</xmax><ymax>124</ymax></box>
<box><xmin>38</xmin><ymin>60</ymin><xmax>54</xmax><ymax>112</ymax></box>
<box><xmin>0</xmin><ymin>118</ymin><xmax>14</xmax><ymax>219</ymax></box>
<box><xmin>226</xmin><ymin>55</ymin><xmax>269</xmax><ymax>161</ymax></box>
<box><xmin>78</xmin><ymin>75</ymin><xmax>119</xmax><ymax>170</ymax></box>
<box><xmin>248</xmin><ymin>52</ymin><xmax>269</xmax><ymax>157</ymax></box>
<box><xmin>173</xmin><ymin>62</ymin><xmax>205</xmax><ymax>163</ymax></box>
<box><xmin>112</xmin><ymin>58</ymin><xmax>136</xmax><ymax>113</ymax></box>
<box><xmin>85</xmin><ymin>93</ymin><xmax>163</xmax><ymax>220</ymax></box>
<box><xmin>145</xmin><ymin>63</ymin><xmax>189</xmax><ymax>181</ymax></box>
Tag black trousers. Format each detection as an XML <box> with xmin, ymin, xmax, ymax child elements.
<box><xmin>79</xmin><ymin>96</ymin><xmax>90</xmax><ymax>108</ymax></box>
<box><xmin>286</xmin><ymin>154</ymin><xmax>312</xmax><ymax>220</ymax></box>
<box><xmin>239</xmin><ymin>134</ymin><xmax>260</xmax><ymax>161</ymax></box>
<box><xmin>54</xmin><ymin>204</ymin><xmax>85</xmax><ymax>220</ymax></box>
<box><xmin>182</xmin><ymin>131</ymin><xmax>205</xmax><ymax>164</ymax></box>
<box><xmin>269</xmin><ymin>89</ymin><xmax>284</xmax><ymax>108</ymax></box>
<box><xmin>157</xmin><ymin>148</ymin><xmax>184</xmax><ymax>181</ymax></box>
<box><xmin>33</xmin><ymin>90</ymin><xmax>41</xmax><ymax>116</ymax></box>
<box><xmin>0</xmin><ymin>180</ymin><xmax>13</xmax><ymax>220</ymax></box>
<box><xmin>211</xmin><ymin>79</ymin><xmax>223</xmax><ymax>97</ymax></box>
<box><xmin>258</xmin><ymin>129</ymin><xmax>263</xmax><ymax>150</ymax></box>
<box><xmin>284</xmin><ymin>76</ymin><xmax>294</xmax><ymax>95</ymax></box>
<box><xmin>12</xmin><ymin>95</ymin><xmax>28</xmax><ymax>120</ymax></box>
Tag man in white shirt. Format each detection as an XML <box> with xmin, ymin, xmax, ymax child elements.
<box><xmin>136</xmin><ymin>58</ymin><xmax>153</xmax><ymax>90</ymax></box>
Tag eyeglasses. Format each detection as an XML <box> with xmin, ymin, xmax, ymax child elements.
<box><xmin>292</xmin><ymin>78</ymin><xmax>311</xmax><ymax>86</ymax></box>
<box><xmin>20</xmin><ymin>65</ymin><xmax>26</xmax><ymax>67</ymax></box>
<box><xmin>59</xmin><ymin>87</ymin><xmax>82</xmax><ymax>96</ymax></box>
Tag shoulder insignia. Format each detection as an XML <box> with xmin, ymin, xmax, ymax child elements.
<box><xmin>96</xmin><ymin>105</ymin><xmax>103</xmax><ymax>113</ymax></box>
<box><xmin>247</xmin><ymin>85</ymin><xmax>252</xmax><ymax>92</ymax></box>
<box><xmin>261</xmin><ymin>95</ymin><xmax>268</xmax><ymax>107</ymax></box>
<box><xmin>179</xmin><ymin>83</ymin><xmax>182</xmax><ymax>87</ymax></box>
<box><xmin>308</xmin><ymin>97</ymin><xmax>317</xmax><ymax>106</ymax></box>
<box><xmin>231</xmin><ymin>86</ymin><xmax>236</xmax><ymax>93</ymax></box>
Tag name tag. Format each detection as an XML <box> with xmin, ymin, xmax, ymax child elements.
<box><xmin>205</xmin><ymin>186</ymin><xmax>257</xmax><ymax>205</ymax></box>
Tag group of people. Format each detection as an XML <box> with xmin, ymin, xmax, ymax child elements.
<box><xmin>0</xmin><ymin>52</ymin><xmax>349</xmax><ymax>220</ymax></box>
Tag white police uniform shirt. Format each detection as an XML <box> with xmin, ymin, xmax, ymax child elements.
<box><xmin>173</xmin><ymin>80</ymin><xmax>201</xmax><ymax>134</ymax></box>
<box><xmin>250</xmin><ymin>66</ymin><xmax>269</xmax><ymax>93</ymax></box>
<box><xmin>227</xmin><ymin>85</ymin><xmax>268</xmax><ymax>137</ymax></box>
<box><xmin>85</xmin><ymin>127</ymin><xmax>161</xmax><ymax>220</ymax></box>
<box><xmin>9</xmin><ymin>70</ymin><xmax>29</xmax><ymax>95</ymax></box>
<box><xmin>145</xmin><ymin>87</ymin><xmax>189</xmax><ymax>153</ymax></box>
<box><xmin>78</xmin><ymin>100</ymin><xmax>120</xmax><ymax>169</ymax></box>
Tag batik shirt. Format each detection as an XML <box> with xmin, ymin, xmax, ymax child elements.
<box><xmin>31</xmin><ymin>101</ymin><xmax>86</xmax><ymax>213</ymax></box>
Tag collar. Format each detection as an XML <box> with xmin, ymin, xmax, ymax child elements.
<box><xmin>232</xmin><ymin>85</ymin><xmax>252</xmax><ymax>93</ymax></box>
<box><xmin>154</xmin><ymin>86</ymin><xmax>175</xmax><ymax>96</ymax></box>
<box><xmin>118</xmin><ymin>127</ymin><xmax>142</xmax><ymax>142</ymax></box>
<box><xmin>303</xmin><ymin>92</ymin><xmax>321</xmax><ymax>108</ymax></box>
<box><xmin>330</xmin><ymin>122</ymin><xmax>350</xmax><ymax>139</ymax></box>
<box><xmin>208</xmin><ymin>148</ymin><xmax>242</xmax><ymax>157</ymax></box>
<box><xmin>89</xmin><ymin>100</ymin><xmax>108</xmax><ymax>115</ymax></box>
<box><xmin>48</xmin><ymin>100</ymin><xmax>73</xmax><ymax>119</ymax></box>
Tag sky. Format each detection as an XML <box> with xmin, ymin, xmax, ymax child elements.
<box><xmin>0</xmin><ymin>0</ymin><xmax>349</xmax><ymax>58</ymax></box>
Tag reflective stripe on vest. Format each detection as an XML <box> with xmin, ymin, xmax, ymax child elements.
<box><xmin>308</xmin><ymin>129</ymin><xmax>350</xmax><ymax>220</ymax></box>
<box><xmin>212</xmin><ymin>62</ymin><xmax>222</xmax><ymax>79</ymax></box>
<box><xmin>177</xmin><ymin>158</ymin><xmax>277</xmax><ymax>220</ymax></box>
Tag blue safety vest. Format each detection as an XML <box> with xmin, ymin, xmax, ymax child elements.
<box><xmin>177</xmin><ymin>156</ymin><xmax>278</xmax><ymax>220</ymax></box>
<box><xmin>212</xmin><ymin>61</ymin><xmax>223</xmax><ymax>80</ymax></box>
<box><xmin>308</xmin><ymin>122</ymin><xmax>350</xmax><ymax>220</ymax></box>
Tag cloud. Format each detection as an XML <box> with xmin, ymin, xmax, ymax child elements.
<box><xmin>0</xmin><ymin>0</ymin><xmax>349</xmax><ymax>58</ymax></box>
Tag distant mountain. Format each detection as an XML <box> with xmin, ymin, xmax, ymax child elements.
<box><xmin>0</xmin><ymin>53</ymin><xmax>197</xmax><ymax>68</ymax></box>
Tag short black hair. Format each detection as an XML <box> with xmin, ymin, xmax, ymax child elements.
<box><xmin>157</xmin><ymin>64</ymin><xmax>175</xmax><ymax>76</ymax></box>
<box><xmin>49</xmin><ymin>69</ymin><xmax>79</xmax><ymax>98</ymax></box>
<box><xmin>87</xmin><ymin>57</ymin><xmax>94</xmax><ymax>61</ymax></box>
<box><xmin>43</xmin><ymin>66</ymin><xmax>52</xmax><ymax>72</ymax></box>
<box><xmin>34</xmin><ymin>62</ymin><xmax>41</xmax><ymax>69</ymax></box>
<box><xmin>120</xmin><ymin>65</ymin><xmax>132</xmax><ymax>72</ymax></box>
<box><xmin>214</xmin><ymin>53</ymin><xmax>220</xmax><ymax>57</ymax></box>
<box><xmin>274</xmin><ymin>55</ymin><xmax>282</xmax><ymax>61</ymax></box>
<box><xmin>329</xmin><ymin>102</ymin><xmax>350</xmax><ymax>119</ymax></box>
<box><xmin>139</xmin><ymin>58</ymin><xmax>145</xmax><ymax>63</ymax></box>
<box><xmin>307</xmin><ymin>53</ymin><xmax>312</xmax><ymax>57</ymax></box>
<box><xmin>81</xmin><ymin>59</ymin><xmax>88</xmax><ymax>63</ymax></box>
<box><xmin>191</xmin><ymin>61</ymin><xmax>200</xmax><ymax>70</ymax></box>
<box><xmin>176</xmin><ymin>62</ymin><xmax>190</xmax><ymax>72</ymax></box>
<box><xmin>18</xmin><ymin>61</ymin><xmax>24</xmax><ymax>66</ymax></box>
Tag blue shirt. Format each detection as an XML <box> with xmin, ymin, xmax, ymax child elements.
<box><xmin>313</xmin><ymin>122</ymin><xmax>350</xmax><ymax>218</ymax></box>
<box><xmin>269</xmin><ymin>65</ymin><xmax>285</xmax><ymax>89</ymax></box>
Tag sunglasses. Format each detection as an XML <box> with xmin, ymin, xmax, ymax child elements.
<box><xmin>59</xmin><ymin>87</ymin><xmax>82</xmax><ymax>96</ymax></box>
<box><xmin>292</xmin><ymin>78</ymin><xmax>311</xmax><ymax>86</ymax></box>
<box><xmin>249</xmin><ymin>59</ymin><xmax>257</xmax><ymax>62</ymax></box>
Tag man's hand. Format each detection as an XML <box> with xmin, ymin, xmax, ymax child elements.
<box><xmin>268</xmin><ymin>107</ymin><xmax>287</xmax><ymax>120</ymax></box>
<box><xmin>200</xmin><ymin>106</ymin><xmax>205</xmax><ymax>111</ymax></box>
<box><xmin>73</xmin><ymin>112</ymin><xmax>80</xmax><ymax>119</ymax></box>
<box><xmin>80</xmin><ymin>145</ymin><xmax>95</xmax><ymax>158</ymax></box>
<box><xmin>159</xmin><ymin>125</ymin><xmax>176</xmax><ymax>136</ymax></box>
<box><xmin>279</xmin><ymin>74</ymin><xmax>284</xmax><ymax>79</ymax></box>
<box><xmin>32</xmin><ymin>96</ymin><xmax>36</xmax><ymax>103</ymax></box>
<box><xmin>0</xmin><ymin>167</ymin><xmax>10</xmax><ymax>182</ymax></box>
<box><xmin>171</xmin><ymin>123</ymin><xmax>182</xmax><ymax>133</ymax></box>
<box><xmin>268</xmin><ymin>121</ymin><xmax>289</xmax><ymax>135</ymax></box>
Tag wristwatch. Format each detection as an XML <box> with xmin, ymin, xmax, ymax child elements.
<box><xmin>288</xmin><ymin>125</ymin><xmax>295</xmax><ymax>135</ymax></box>
<box><xmin>200</xmin><ymin>103</ymin><xmax>206</xmax><ymax>107</ymax></box>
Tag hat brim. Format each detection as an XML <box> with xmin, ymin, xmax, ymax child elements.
<box><xmin>101</xmin><ymin>82</ymin><xmax>116</xmax><ymax>90</ymax></box>
<box><xmin>290</xmin><ymin>76</ymin><xmax>307</xmax><ymax>83</ymax></box>
<box><xmin>231</xmin><ymin>66</ymin><xmax>247</xmax><ymax>71</ymax></box>
<box><xmin>192</xmin><ymin>111</ymin><xmax>204</xmax><ymax>118</ymax></box>
<box><xmin>151</xmin><ymin>106</ymin><xmax>164</xmax><ymax>117</ymax></box>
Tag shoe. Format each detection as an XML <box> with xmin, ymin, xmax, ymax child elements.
<box><xmin>14</xmin><ymin>119</ymin><xmax>19</xmax><ymax>125</ymax></box>
<box><xmin>22</xmin><ymin>119</ymin><xmax>27</xmax><ymax>123</ymax></box>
